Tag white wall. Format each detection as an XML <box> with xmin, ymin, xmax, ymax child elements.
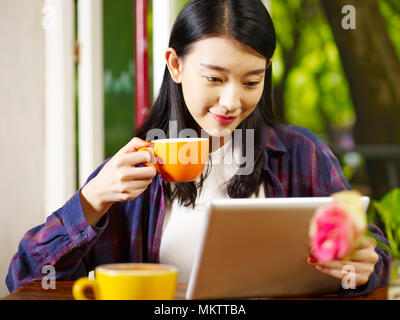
<box><xmin>77</xmin><ymin>0</ymin><xmax>104</xmax><ymax>187</ymax></box>
<box><xmin>0</xmin><ymin>0</ymin><xmax>46</xmax><ymax>296</ymax></box>
<box><xmin>43</xmin><ymin>0</ymin><xmax>76</xmax><ymax>216</ymax></box>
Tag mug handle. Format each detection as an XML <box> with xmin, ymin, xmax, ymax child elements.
<box><xmin>72</xmin><ymin>277</ymin><xmax>99</xmax><ymax>300</ymax></box>
<box><xmin>137</xmin><ymin>146</ymin><xmax>161</xmax><ymax>174</ymax></box>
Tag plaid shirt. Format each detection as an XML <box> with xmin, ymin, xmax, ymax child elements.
<box><xmin>6</xmin><ymin>124</ymin><xmax>391</xmax><ymax>295</ymax></box>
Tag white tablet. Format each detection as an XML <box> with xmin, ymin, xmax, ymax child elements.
<box><xmin>186</xmin><ymin>196</ymin><xmax>370</xmax><ymax>300</ymax></box>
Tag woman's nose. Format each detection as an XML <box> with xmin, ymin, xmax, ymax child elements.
<box><xmin>218</xmin><ymin>84</ymin><xmax>242</xmax><ymax>113</ymax></box>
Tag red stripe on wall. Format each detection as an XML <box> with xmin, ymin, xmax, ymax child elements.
<box><xmin>134</xmin><ymin>0</ymin><xmax>149</xmax><ymax>130</ymax></box>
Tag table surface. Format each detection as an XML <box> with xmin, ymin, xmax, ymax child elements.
<box><xmin>1</xmin><ymin>281</ymin><xmax>388</xmax><ymax>300</ymax></box>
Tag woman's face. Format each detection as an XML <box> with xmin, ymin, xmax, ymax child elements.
<box><xmin>166</xmin><ymin>36</ymin><xmax>267</xmax><ymax>138</ymax></box>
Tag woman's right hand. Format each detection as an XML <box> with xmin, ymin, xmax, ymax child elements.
<box><xmin>80</xmin><ymin>137</ymin><xmax>157</xmax><ymax>226</ymax></box>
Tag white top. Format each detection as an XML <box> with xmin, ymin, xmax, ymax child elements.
<box><xmin>159</xmin><ymin>138</ymin><xmax>265</xmax><ymax>282</ymax></box>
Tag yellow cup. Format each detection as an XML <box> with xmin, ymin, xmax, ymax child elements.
<box><xmin>138</xmin><ymin>137</ymin><xmax>209</xmax><ymax>182</ymax></box>
<box><xmin>72</xmin><ymin>263</ymin><xmax>178</xmax><ymax>300</ymax></box>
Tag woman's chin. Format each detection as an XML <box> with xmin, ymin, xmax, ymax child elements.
<box><xmin>201</xmin><ymin>127</ymin><xmax>233</xmax><ymax>138</ymax></box>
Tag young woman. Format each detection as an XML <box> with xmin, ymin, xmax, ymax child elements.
<box><xmin>7</xmin><ymin>0</ymin><xmax>390</xmax><ymax>296</ymax></box>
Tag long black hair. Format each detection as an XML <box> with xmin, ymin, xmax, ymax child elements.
<box><xmin>135</xmin><ymin>0</ymin><xmax>277</xmax><ymax>208</ymax></box>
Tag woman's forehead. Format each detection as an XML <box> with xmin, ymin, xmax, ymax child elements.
<box><xmin>184</xmin><ymin>36</ymin><xmax>266</xmax><ymax>70</ymax></box>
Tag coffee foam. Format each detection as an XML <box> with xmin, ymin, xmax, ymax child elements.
<box><xmin>96</xmin><ymin>263</ymin><xmax>178</xmax><ymax>276</ymax></box>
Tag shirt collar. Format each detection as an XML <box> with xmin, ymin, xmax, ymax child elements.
<box><xmin>261</xmin><ymin>125</ymin><xmax>287</xmax><ymax>153</ymax></box>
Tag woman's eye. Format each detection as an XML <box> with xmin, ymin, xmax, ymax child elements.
<box><xmin>244</xmin><ymin>81</ymin><xmax>260</xmax><ymax>87</ymax></box>
<box><xmin>206</xmin><ymin>77</ymin><xmax>222</xmax><ymax>83</ymax></box>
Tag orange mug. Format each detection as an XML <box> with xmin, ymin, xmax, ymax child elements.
<box><xmin>138</xmin><ymin>137</ymin><xmax>209</xmax><ymax>182</ymax></box>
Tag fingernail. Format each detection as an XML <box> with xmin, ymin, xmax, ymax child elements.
<box><xmin>147</xmin><ymin>152</ymin><xmax>152</xmax><ymax>163</ymax></box>
<box><xmin>308</xmin><ymin>256</ymin><xmax>317</xmax><ymax>264</ymax></box>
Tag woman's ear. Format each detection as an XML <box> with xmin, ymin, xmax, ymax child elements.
<box><xmin>165</xmin><ymin>48</ymin><xmax>183</xmax><ymax>83</ymax></box>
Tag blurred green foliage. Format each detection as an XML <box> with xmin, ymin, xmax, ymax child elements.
<box><xmin>271</xmin><ymin>0</ymin><xmax>400</xmax><ymax>137</ymax></box>
<box><xmin>378</xmin><ymin>0</ymin><xmax>400</xmax><ymax>61</ymax></box>
<box><xmin>271</xmin><ymin>0</ymin><xmax>354</xmax><ymax>138</ymax></box>
<box><xmin>369</xmin><ymin>188</ymin><xmax>400</xmax><ymax>257</ymax></box>
<box><xmin>270</xmin><ymin>0</ymin><xmax>400</xmax><ymax>186</ymax></box>
<box><xmin>103</xmin><ymin>0</ymin><xmax>135</xmax><ymax>158</ymax></box>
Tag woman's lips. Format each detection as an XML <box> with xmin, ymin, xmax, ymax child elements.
<box><xmin>209</xmin><ymin>112</ymin><xmax>237</xmax><ymax>124</ymax></box>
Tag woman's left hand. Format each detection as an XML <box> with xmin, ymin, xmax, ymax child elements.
<box><xmin>307</xmin><ymin>236</ymin><xmax>379</xmax><ymax>287</ymax></box>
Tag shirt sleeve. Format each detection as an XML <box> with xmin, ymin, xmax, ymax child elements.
<box><xmin>5</xmin><ymin>159</ymin><xmax>111</xmax><ymax>293</ymax></box>
<box><xmin>312</xmin><ymin>139</ymin><xmax>351</xmax><ymax>196</ymax></box>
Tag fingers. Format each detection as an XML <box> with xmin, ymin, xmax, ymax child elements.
<box><xmin>120</xmin><ymin>179</ymin><xmax>154</xmax><ymax>191</ymax></box>
<box><xmin>113</xmin><ymin>152</ymin><xmax>157</xmax><ymax>181</ymax></box>
<box><xmin>117</xmin><ymin>151</ymin><xmax>154</xmax><ymax>168</ymax></box>
<box><xmin>350</xmin><ymin>247</ymin><xmax>379</xmax><ymax>263</ymax></box>
<box><xmin>308</xmin><ymin>259</ymin><xmax>374</xmax><ymax>274</ymax></box>
<box><xmin>354</xmin><ymin>235</ymin><xmax>377</xmax><ymax>250</ymax></box>
<box><xmin>117</xmin><ymin>166</ymin><xmax>157</xmax><ymax>181</ymax></box>
<box><xmin>118</xmin><ymin>137</ymin><xmax>152</xmax><ymax>154</ymax></box>
<box><xmin>313</xmin><ymin>263</ymin><xmax>371</xmax><ymax>286</ymax></box>
<box><xmin>307</xmin><ymin>252</ymin><xmax>377</xmax><ymax>287</ymax></box>
<box><xmin>92</xmin><ymin>137</ymin><xmax>157</xmax><ymax>205</ymax></box>
<box><xmin>117</xmin><ymin>179</ymin><xmax>154</xmax><ymax>201</ymax></box>
<box><xmin>313</xmin><ymin>265</ymin><xmax>344</xmax><ymax>280</ymax></box>
<box><xmin>145</xmin><ymin>148</ymin><xmax>157</xmax><ymax>164</ymax></box>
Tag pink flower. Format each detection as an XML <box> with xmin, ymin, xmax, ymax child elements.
<box><xmin>309</xmin><ymin>191</ymin><xmax>367</xmax><ymax>262</ymax></box>
<box><xmin>309</xmin><ymin>203</ymin><xmax>356</xmax><ymax>262</ymax></box>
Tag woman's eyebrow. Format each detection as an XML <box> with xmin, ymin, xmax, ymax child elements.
<box><xmin>200</xmin><ymin>63</ymin><xmax>265</xmax><ymax>75</ymax></box>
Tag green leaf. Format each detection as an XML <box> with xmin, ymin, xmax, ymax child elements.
<box><xmin>368</xmin><ymin>231</ymin><xmax>398</xmax><ymax>258</ymax></box>
<box><xmin>374</xmin><ymin>201</ymin><xmax>392</xmax><ymax>229</ymax></box>
<box><xmin>373</xmin><ymin>188</ymin><xmax>400</xmax><ymax>257</ymax></box>
<box><xmin>380</xmin><ymin>188</ymin><xmax>400</xmax><ymax>229</ymax></box>
<box><xmin>367</xmin><ymin>205</ymin><xmax>377</xmax><ymax>224</ymax></box>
